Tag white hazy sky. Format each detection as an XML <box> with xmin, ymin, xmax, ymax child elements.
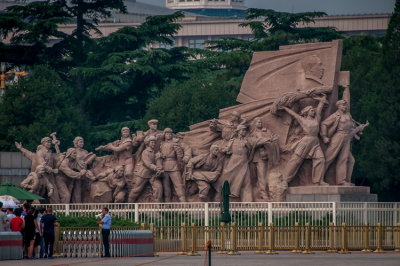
<box><xmin>142</xmin><ymin>0</ymin><xmax>396</xmax><ymax>15</ymax></box>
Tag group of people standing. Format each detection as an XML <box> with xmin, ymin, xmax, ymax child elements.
<box><xmin>0</xmin><ymin>201</ymin><xmax>57</xmax><ymax>259</ymax></box>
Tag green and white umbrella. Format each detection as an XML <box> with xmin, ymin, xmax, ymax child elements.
<box><xmin>0</xmin><ymin>182</ymin><xmax>44</xmax><ymax>201</ymax></box>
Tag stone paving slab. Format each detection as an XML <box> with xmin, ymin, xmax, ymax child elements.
<box><xmin>1</xmin><ymin>251</ymin><xmax>400</xmax><ymax>266</ymax></box>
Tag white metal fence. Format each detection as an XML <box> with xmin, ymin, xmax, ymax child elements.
<box><xmin>39</xmin><ymin>202</ymin><xmax>400</xmax><ymax>226</ymax></box>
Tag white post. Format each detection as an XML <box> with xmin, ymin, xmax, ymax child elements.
<box><xmin>363</xmin><ymin>202</ymin><xmax>368</xmax><ymax>224</ymax></box>
<box><xmin>205</xmin><ymin>202</ymin><xmax>209</xmax><ymax>227</ymax></box>
<box><xmin>332</xmin><ymin>202</ymin><xmax>337</xmax><ymax>225</ymax></box>
<box><xmin>134</xmin><ymin>203</ymin><xmax>139</xmax><ymax>223</ymax></box>
<box><xmin>65</xmin><ymin>204</ymin><xmax>70</xmax><ymax>216</ymax></box>
<box><xmin>268</xmin><ymin>202</ymin><xmax>273</xmax><ymax>226</ymax></box>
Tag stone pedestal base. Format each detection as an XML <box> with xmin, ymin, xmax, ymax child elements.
<box><xmin>286</xmin><ymin>186</ymin><xmax>378</xmax><ymax>202</ymax></box>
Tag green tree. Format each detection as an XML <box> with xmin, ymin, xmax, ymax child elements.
<box><xmin>0</xmin><ymin>65</ymin><xmax>85</xmax><ymax>151</ymax></box>
<box><xmin>72</xmin><ymin>13</ymin><xmax>193</xmax><ymax>127</ymax></box>
<box><xmin>141</xmin><ymin>71</ymin><xmax>242</xmax><ymax>132</ymax></box>
<box><xmin>208</xmin><ymin>9</ymin><xmax>341</xmax><ymax>52</ymax></box>
<box><xmin>341</xmin><ymin>1</ymin><xmax>400</xmax><ymax>201</ymax></box>
<box><xmin>0</xmin><ymin>0</ymin><xmax>126</xmax><ymax>68</ymax></box>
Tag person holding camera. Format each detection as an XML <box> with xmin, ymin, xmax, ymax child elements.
<box><xmin>97</xmin><ymin>207</ymin><xmax>111</xmax><ymax>257</ymax></box>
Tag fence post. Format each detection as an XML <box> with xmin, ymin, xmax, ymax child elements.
<box><xmin>178</xmin><ymin>223</ymin><xmax>187</xmax><ymax>255</ymax></box>
<box><xmin>65</xmin><ymin>204</ymin><xmax>70</xmax><ymax>216</ymax></box>
<box><xmin>292</xmin><ymin>222</ymin><xmax>302</xmax><ymax>253</ymax></box>
<box><xmin>134</xmin><ymin>203</ymin><xmax>139</xmax><ymax>223</ymax></box>
<box><xmin>338</xmin><ymin>223</ymin><xmax>350</xmax><ymax>254</ymax></box>
<box><xmin>395</xmin><ymin>223</ymin><xmax>400</xmax><ymax>252</ymax></box>
<box><xmin>227</xmin><ymin>222</ymin><xmax>240</xmax><ymax>255</ymax></box>
<box><xmin>361</xmin><ymin>222</ymin><xmax>372</xmax><ymax>252</ymax></box>
<box><xmin>217</xmin><ymin>222</ymin><xmax>227</xmax><ymax>254</ymax></box>
<box><xmin>332</xmin><ymin>202</ymin><xmax>337</xmax><ymax>225</ymax></box>
<box><xmin>265</xmin><ymin>223</ymin><xmax>277</xmax><ymax>254</ymax></box>
<box><xmin>374</xmin><ymin>222</ymin><xmax>385</xmax><ymax>253</ymax></box>
<box><xmin>327</xmin><ymin>222</ymin><xmax>337</xmax><ymax>253</ymax></box>
<box><xmin>204</xmin><ymin>202</ymin><xmax>209</xmax><ymax>227</ymax></box>
<box><xmin>149</xmin><ymin>223</ymin><xmax>157</xmax><ymax>256</ymax></box>
<box><xmin>187</xmin><ymin>223</ymin><xmax>200</xmax><ymax>256</ymax></box>
<box><xmin>53</xmin><ymin>222</ymin><xmax>62</xmax><ymax>257</ymax></box>
<box><xmin>268</xmin><ymin>202</ymin><xmax>273</xmax><ymax>226</ymax></box>
<box><xmin>255</xmin><ymin>222</ymin><xmax>264</xmax><ymax>254</ymax></box>
<box><xmin>302</xmin><ymin>223</ymin><xmax>314</xmax><ymax>254</ymax></box>
<box><xmin>140</xmin><ymin>223</ymin><xmax>146</xmax><ymax>230</ymax></box>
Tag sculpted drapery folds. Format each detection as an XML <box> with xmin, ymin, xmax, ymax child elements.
<box><xmin>159</xmin><ymin>128</ymin><xmax>186</xmax><ymax>202</ymax></box>
<box><xmin>96</xmin><ymin>127</ymin><xmax>135</xmax><ymax>191</ymax></box>
<box><xmin>321</xmin><ymin>99</ymin><xmax>369</xmax><ymax>185</ymax></box>
<box><xmin>128</xmin><ymin>136</ymin><xmax>163</xmax><ymax>202</ymax></box>
<box><xmin>215</xmin><ymin>124</ymin><xmax>273</xmax><ymax>202</ymax></box>
<box><xmin>186</xmin><ymin>144</ymin><xmax>223</xmax><ymax>201</ymax></box>
<box><xmin>20</xmin><ymin>164</ymin><xmax>54</xmax><ymax>198</ymax></box>
<box><xmin>248</xmin><ymin>117</ymin><xmax>280</xmax><ymax>200</ymax></box>
<box><xmin>282</xmin><ymin>94</ymin><xmax>329</xmax><ymax>186</ymax></box>
<box><xmin>97</xmin><ymin>166</ymin><xmax>127</xmax><ymax>203</ymax></box>
<box><xmin>16</xmin><ymin>137</ymin><xmax>60</xmax><ymax>203</ymax></box>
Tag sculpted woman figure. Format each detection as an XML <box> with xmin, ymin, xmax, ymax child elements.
<box><xmin>282</xmin><ymin>94</ymin><xmax>329</xmax><ymax>186</ymax></box>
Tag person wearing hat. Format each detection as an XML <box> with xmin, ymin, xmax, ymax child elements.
<box><xmin>159</xmin><ymin>128</ymin><xmax>186</xmax><ymax>202</ymax></box>
<box><xmin>282</xmin><ymin>94</ymin><xmax>329</xmax><ymax>186</ymax></box>
<box><xmin>321</xmin><ymin>99</ymin><xmax>369</xmax><ymax>186</ymax></box>
<box><xmin>128</xmin><ymin>136</ymin><xmax>163</xmax><ymax>202</ymax></box>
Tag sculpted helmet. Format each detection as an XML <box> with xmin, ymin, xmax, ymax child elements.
<box><xmin>41</xmin><ymin>137</ymin><xmax>52</xmax><ymax>144</ymax></box>
<box><xmin>164</xmin><ymin>128</ymin><xmax>173</xmax><ymax>133</ymax></box>
<box><xmin>144</xmin><ymin>135</ymin><xmax>157</xmax><ymax>145</ymax></box>
<box><xmin>147</xmin><ymin>119</ymin><xmax>158</xmax><ymax>126</ymax></box>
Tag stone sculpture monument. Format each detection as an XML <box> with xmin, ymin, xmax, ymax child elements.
<box><xmin>17</xmin><ymin>40</ymin><xmax>374</xmax><ymax>203</ymax></box>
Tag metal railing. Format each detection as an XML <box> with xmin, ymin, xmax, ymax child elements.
<box><xmin>57</xmin><ymin>222</ymin><xmax>400</xmax><ymax>256</ymax></box>
<box><xmin>38</xmin><ymin>202</ymin><xmax>400</xmax><ymax>226</ymax></box>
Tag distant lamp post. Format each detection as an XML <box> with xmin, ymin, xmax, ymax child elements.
<box><xmin>0</xmin><ymin>62</ymin><xmax>29</xmax><ymax>92</ymax></box>
<box><xmin>0</xmin><ymin>62</ymin><xmax>6</xmax><ymax>90</ymax></box>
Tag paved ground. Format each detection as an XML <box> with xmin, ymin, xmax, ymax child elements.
<box><xmin>1</xmin><ymin>251</ymin><xmax>400</xmax><ymax>266</ymax></box>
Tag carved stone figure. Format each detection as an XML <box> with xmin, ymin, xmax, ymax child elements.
<box><xmin>20</xmin><ymin>164</ymin><xmax>54</xmax><ymax>198</ymax></box>
<box><xmin>186</xmin><ymin>144</ymin><xmax>223</xmax><ymax>201</ymax></box>
<box><xmin>249</xmin><ymin>117</ymin><xmax>280</xmax><ymax>200</ymax></box>
<box><xmin>159</xmin><ymin>128</ymin><xmax>186</xmax><ymax>202</ymax></box>
<box><xmin>209</xmin><ymin>111</ymin><xmax>247</xmax><ymax>143</ymax></box>
<box><xmin>15</xmin><ymin>137</ymin><xmax>60</xmax><ymax>203</ymax></box>
<box><xmin>321</xmin><ymin>99</ymin><xmax>369</xmax><ymax>185</ymax></box>
<box><xmin>282</xmin><ymin>94</ymin><xmax>329</xmax><ymax>186</ymax></box>
<box><xmin>128</xmin><ymin>136</ymin><xmax>163</xmax><ymax>202</ymax></box>
<box><xmin>216</xmin><ymin>125</ymin><xmax>272</xmax><ymax>201</ymax></box>
<box><xmin>96</xmin><ymin>127</ymin><xmax>134</xmax><ymax>189</ymax></box>
<box><xmin>97</xmin><ymin>166</ymin><xmax>126</xmax><ymax>203</ymax></box>
<box><xmin>56</xmin><ymin>148</ymin><xmax>88</xmax><ymax>203</ymax></box>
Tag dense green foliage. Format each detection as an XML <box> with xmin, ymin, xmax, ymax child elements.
<box><xmin>0</xmin><ymin>65</ymin><xmax>85</xmax><ymax>151</ymax></box>
<box><xmin>341</xmin><ymin>1</ymin><xmax>400</xmax><ymax>201</ymax></box>
<box><xmin>0</xmin><ymin>1</ymin><xmax>399</xmax><ymax>200</ymax></box>
<box><xmin>57</xmin><ymin>214</ymin><xmax>138</xmax><ymax>227</ymax></box>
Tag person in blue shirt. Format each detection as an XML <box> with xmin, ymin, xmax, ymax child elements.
<box><xmin>97</xmin><ymin>207</ymin><xmax>111</xmax><ymax>257</ymax></box>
